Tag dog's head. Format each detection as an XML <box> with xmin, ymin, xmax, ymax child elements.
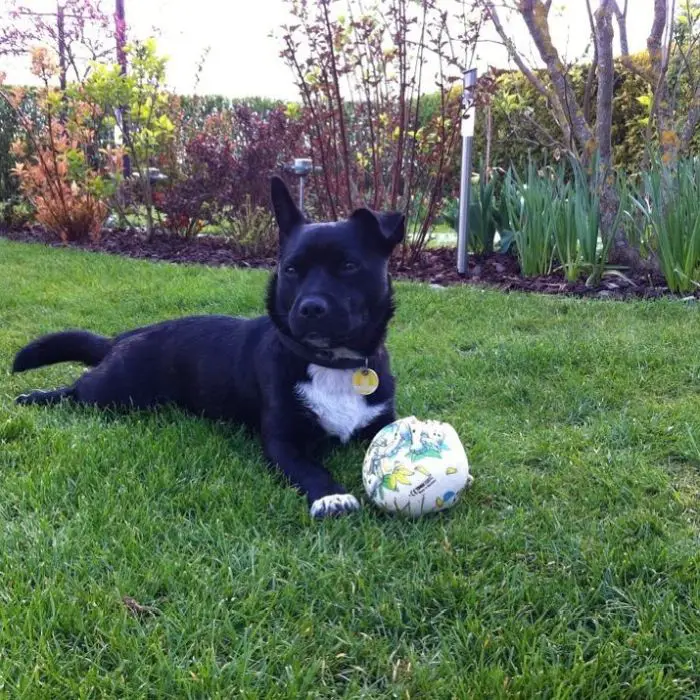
<box><xmin>266</xmin><ymin>176</ymin><xmax>404</xmax><ymax>354</ymax></box>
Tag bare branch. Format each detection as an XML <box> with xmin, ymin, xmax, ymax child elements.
<box><xmin>680</xmin><ymin>83</ymin><xmax>700</xmax><ymax>151</ymax></box>
<box><xmin>507</xmin><ymin>104</ymin><xmax>566</xmax><ymax>150</ymax></box>
<box><xmin>674</xmin><ymin>33</ymin><xmax>700</xmax><ymax>101</ymax></box>
<box><xmin>595</xmin><ymin>0</ymin><xmax>615</xmax><ymax>169</ymax></box>
<box><xmin>517</xmin><ymin>0</ymin><xmax>594</xmax><ymax>151</ymax></box>
<box><xmin>584</xmin><ymin>0</ymin><xmax>598</xmax><ymax>124</ymax></box>
<box><xmin>610</xmin><ymin>0</ymin><xmax>629</xmax><ymax>55</ymax></box>
<box><xmin>481</xmin><ymin>1</ymin><xmax>551</xmax><ymax>100</ymax></box>
<box><xmin>481</xmin><ymin>0</ymin><xmax>577</xmax><ymax>149</ymax></box>
<box><xmin>648</xmin><ymin>0</ymin><xmax>669</xmax><ymax>71</ymax></box>
<box><xmin>658</xmin><ymin>0</ymin><xmax>676</xmax><ymax>82</ymax></box>
<box><xmin>618</xmin><ymin>0</ymin><xmax>666</xmax><ymax>83</ymax></box>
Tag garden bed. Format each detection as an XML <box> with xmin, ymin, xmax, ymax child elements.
<box><xmin>2</xmin><ymin>226</ymin><xmax>696</xmax><ymax>301</ymax></box>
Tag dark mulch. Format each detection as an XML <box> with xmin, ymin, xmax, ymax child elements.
<box><xmin>1</xmin><ymin>226</ymin><xmax>279</xmax><ymax>270</ymax></box>
<box><xmin>2</xmin><ymin>226</ymin><xmax>698</xmax><ymax>301</ymax></box>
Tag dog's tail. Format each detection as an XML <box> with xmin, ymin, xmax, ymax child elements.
<box><xmin>12</xmin><ymin>331</ymin><xmax>112</xmax><ymax>373</ymax></box>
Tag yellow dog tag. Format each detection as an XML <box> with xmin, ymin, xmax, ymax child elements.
<box><xmin>352</xmin><ymin>368</ymin><xmax>379</xmax><ymax>396</ymax></box>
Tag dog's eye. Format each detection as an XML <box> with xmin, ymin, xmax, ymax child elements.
<box><xmin>340</xmin><ymin>261</ymin><xmax>359</xmax><ymax>274</ymax></box>
<box><xmin>283</xmin><ymin>264</ymin><xmax>298</xmax><ymax>276</ymax></box>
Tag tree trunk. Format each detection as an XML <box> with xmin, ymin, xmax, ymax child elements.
<box><xmin>595</xmin><ymin>3</ymin><xmax>648</xmax><ymax>268</ymax></box>
<box><xmin>595</xmin><ymin>1</ymin><xmax>614</xmax><ymax>173</ymax></box>
<box><xmin>595</xmin><ymin>1</ymin><xmax>615</xmax><ymax>242</ymax></box>
<box><xmin>320</xmin><ymin>0</ymin><xmax>353</xmax><ymax>214</ymax></box>
<box><xmin>144</xmin><ymin>172</ymin><xmax>154</xmax><ymax>240</ymax></box>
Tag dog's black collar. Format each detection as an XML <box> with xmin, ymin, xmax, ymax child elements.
<box><xmin>276</xmin><ymin>331</ymin><xmax>369</xmax><ymax>370</ymax></box>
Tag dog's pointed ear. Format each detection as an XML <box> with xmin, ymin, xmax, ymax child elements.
<box><xmin>271</xmin><ymin>176</ymin><xmax>303</xmax><ymax>241</ymax></box>
<box><xmin>375</xmin><ymin>211</ymin><xmax>405</xmax><ymax>247</ymax></box>
<box><xmin>350</xmin><ymin>207</ymin><xmax>405</xmax><ymax>251</ymax></box>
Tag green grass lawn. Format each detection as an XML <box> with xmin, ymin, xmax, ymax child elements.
<box><xmin>1</xmin><ymin>239</ymin><xmax>699</xmax><ymax>698</ymax></box>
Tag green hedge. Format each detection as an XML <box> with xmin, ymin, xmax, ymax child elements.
<box><xmin>0</xmin><ymin>99</ymin><xmax>20</xmax><ymax>202</ymax></box>
<box><xmin>175</xmin><ymin>94</ymin><xmax>288</xmax><ymax>132</ymax></box>
<box><xmin>3</xmin><ymin>62</ymin><xmax>699</xmax><ymax>208</ymax></box>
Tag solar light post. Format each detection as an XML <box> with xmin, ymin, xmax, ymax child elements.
<box><xmin>291</xmin><ymin>158</ymin><xmax>313</xmax><ymax>210</ymax></box>
<box><xmin>457</xmin><ymin>68</ymin><xmax>477</xmax><ymax>275</ymax></box>
<box><xmin>283</xmin><ymin>158</ymin><xmax>322</xmax><ymax>214</ymax></box>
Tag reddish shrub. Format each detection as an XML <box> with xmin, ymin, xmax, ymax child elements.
<box><xmin>159</xmin><ymin>104</ymin><xmax>303</xmax><ymax>237</ymax></box>
<box><xmin>2</xmin><ymin>49</ymin><xmax>114</xmax><ymax>242</ymax></box>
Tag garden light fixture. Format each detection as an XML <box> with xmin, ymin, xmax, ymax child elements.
<box><xmin>457</xmin><ymin>67</ymin><xmax>477</xmax><ymax>275</ymax></box>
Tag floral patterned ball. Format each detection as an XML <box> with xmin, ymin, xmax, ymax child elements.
<box><xmin>362</xmin><ymin>416</ymin><xmax>473</xmax><ymax>517</ymax></box>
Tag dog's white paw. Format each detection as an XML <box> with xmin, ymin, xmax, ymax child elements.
<box><xmin>15</xmin><ymin>391</ymin><xmax>41</xmax><ymax>405</ymax></box>
<box><xmin>310</xmin><ymin>493</ymin><xmax>360</xmax><ymax>519</ymax></box>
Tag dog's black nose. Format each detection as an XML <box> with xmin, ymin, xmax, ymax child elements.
<box><xmin>298</xmin><ymin>296</ymin><xmax>329</xmax><ymax>319</ymax></box>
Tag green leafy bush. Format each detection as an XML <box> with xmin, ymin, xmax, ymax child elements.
<box><xmin>504</xmin><ymin>162</ymin><xmax>557</xmax><ymax>276</ymax></box>
<box><xmin>632</xmin><ymin>158</ymin><xmax>700</xmax><ymax>293</ymax></box>
<box><xmin>222</xmin><ymin>195</ymin><xmax>277</xmax><ymax>258</ymax></box>
<box><xmin>0</xmin><ymin>99</ymin><xmax>20</xmax><ymax>203</ymax></box>
<box><xmin>439</xmin><ymin>165</ymin><xmax>513</xmax><ymax>256</ymax></box>
<box><xmin>2</xmin><ymin>50</ymin><xmax>114</xmax><ymax>242</ymax></box>
<box><xmin>0</xmin><ymin>198</ymin><xmax>34</xmax><ymax>229</ymax></box>
<box><xmin>468</xmin><ymin>171</ymin><xmax>499</xmax><ymax>254</ymax></box>
<box><xmin>550</xmin><ymin>156</ymin><xmax>627</xmax><ymax>284</ymax></box>
<box><xmin>77</xmin><ymin>39</ymin><xmax>174</xmax><ymax>237</ymax></box>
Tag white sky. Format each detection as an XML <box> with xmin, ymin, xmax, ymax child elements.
<box><xmin>1</xmin><ymin>0</ymin><xmax>657</xmax><ymax>98</ymax></box>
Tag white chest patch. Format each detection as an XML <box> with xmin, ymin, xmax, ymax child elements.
<box><xmin>296</xmin><ymin>364</ymin><xmax>389</xmax><ymax>443</ymax></box>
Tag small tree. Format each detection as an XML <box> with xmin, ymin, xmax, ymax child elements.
<box><xmin>279</xmin><ymin>0</ymin><xmax>481</xmax><ymax>261</ymax></box>
<box><xmin>614</xmin><ymin>0</ymin><xmax>700</xmax><ymax>167</ymax></box>
<box><xmin>478</xmin><ymin>0</ymin><xmax>700</xmax><ymax>269</ymax></box>
<box><xmin>157</xmin><ymin>105</ymin><xmax>303</xmax><ymax>238</ymax></box>
<box><xmin>81</xmin><ymin>39</ymin><xmax>174</xmax><ymax>237</ymax></box>
<box><xmin>478</xmin><ymin>0</ymin><xmax>632</xmax><ymax>266</ymax></box>
<box><xmin>0</xmin><ymin>48</ymin><xmax>115</xmax><ymax>241</ymax></box>
<box><xmin>0</xmin><ymin>0</ymin><xmax>113</xmax><ymax>88</ymax></box>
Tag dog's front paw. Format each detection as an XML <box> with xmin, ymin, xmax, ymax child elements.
<box><xmin>310</xmin><ymin>493</ymin><xmax>360</xmax><ymax>519</ymax></box>
<box><xmin>15</xmin><ymin>391</ymin><xmax>46</xmax><ymax>405</ymax></box>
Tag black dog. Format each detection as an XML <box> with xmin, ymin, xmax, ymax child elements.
<box><xmin>12</xmin><ymin>177</ymin><xmax>404</xmax><ymax>518</ymax></box>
